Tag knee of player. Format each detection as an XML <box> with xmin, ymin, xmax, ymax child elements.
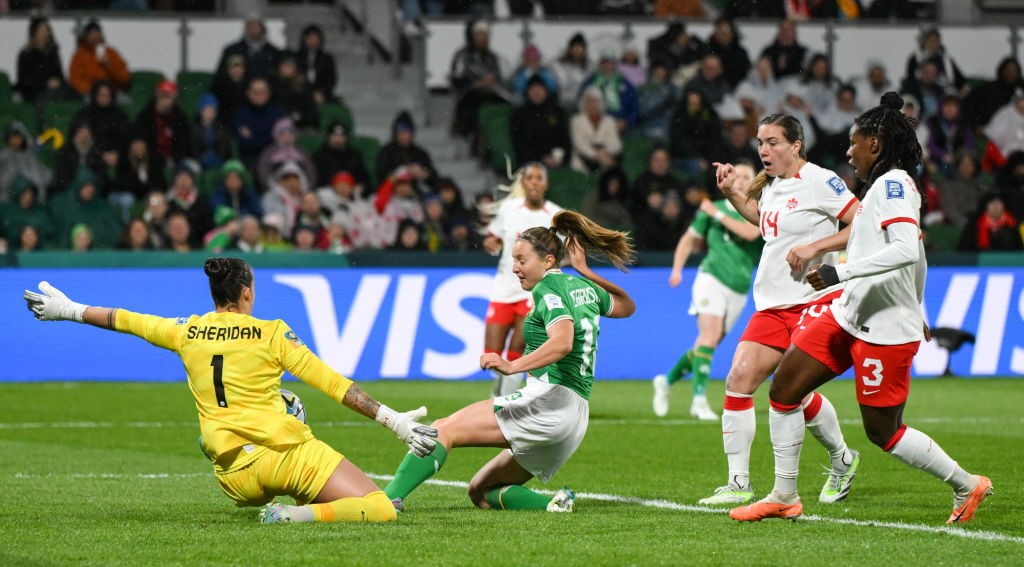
<box><xmin>766</xmin><ymin>380</ymin><xmax>801</xmax><ymax>407</ymax></box>
<box><xmin>724</xmin><ymin>369</ymin><xmax>758</xmax><ymax>395</ymax></box>
<box><xmin>863</xmin><ymin>422</ymin><xmax>898</xmax><ymax>449</ymax></box>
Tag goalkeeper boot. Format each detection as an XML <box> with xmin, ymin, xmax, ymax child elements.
<box><xmin>689</xmin><ymin>395</ymin><xmax>718</xmax><ymax>422</ymax></box>
<box><xmin>547</xmin><ymin>487</ymin><xmax>575</xmax><ymax>513</ymax></box>
<box><xmin>259</xmin><ymin>503</ymin><xmax>293</xmax><ymax>524</ymax></box>
<box><xmin>729</xmin><ymin>492</ymin><xmax>803</xmax><ymax>522</ymax></box>
<box><xmin>819</xmin><ymin>449</ymin><xmax>860</xmax><ymax>503</ymax></box>
<box><xmin>698</xmin><ymin>482</ymin><xmax>754</xmax><ymax>505</ymax></box>
<box><xmin>652</xmin><ymin>374</ymin><xmax>670</xmax><ymax>417</ymax></box>
<box><xmin>947</xmin><ymin>475</ymin><xmax>993</xmax><ymax>524</ymax></box>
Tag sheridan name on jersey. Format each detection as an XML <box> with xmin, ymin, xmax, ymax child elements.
<box><xmin>114</xmin><ymin>309</ymin><xmax>353</xmax><ymax>471</ymax></box>
<box><xmin>754</xmin><ymin>162</ymin><xmax>858</xmax><ymax>310</ymax></box>
<box><xmin>487</xmin><ymin>197</ymin><xmax>562</xmax><ymax>302</ymax></box>
<box><xmin>831</xmin><ymin>169</ymin><xmax>925</xmax><ymax>345</ymax></box>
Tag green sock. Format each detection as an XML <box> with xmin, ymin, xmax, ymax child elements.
<box><xmin>666</xmin><ymin>350</ymin><xmax>695</xmax><ymax>385</ymax></box>
<box><xmin>692</xmin><ymin>345</ymin><xmax>714</xmax><ymax>397</ymax></box>
<box><xmin>384</xmin><ymin>443</ymin><xmax>448</xmax><ymax>500</ymax></box>
<box><xmin>484</xmin><ymin>484</ymin><xmax>551</xmax><ymax>510</ymax></box>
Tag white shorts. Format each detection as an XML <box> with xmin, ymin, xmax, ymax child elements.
<box><xmin>493</xmin><ymin>376</ymin><xmax>589</xmax><ymax>483</ymax></box>
<box><xmin>689</xmin><ymin>271</ymin><xmax>749</xmax><ymax>335</ymax></box>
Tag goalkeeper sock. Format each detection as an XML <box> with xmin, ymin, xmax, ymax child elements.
<box><xmin>384</xmin><ymin>443</ymin><xmax>448</xmax><ymax>500</ymax></box>
<box><xmin>485</xmin><ymin>484</ymin><xmax>551</xmax><ymax>510</ymax></box>
<box><xmin>692</xmin><ymin>345</ymin><xmax>714</xmax><ymax>397</ymax></box>
<box><xmin>311</xmin><ymin>491</ymin><xmax>397</xmax><ymax>522</ymax></box>
<box><xmin>666</xmin><ymin>350</ymin><xmax>695</xmax><ymax>385</ymax></box>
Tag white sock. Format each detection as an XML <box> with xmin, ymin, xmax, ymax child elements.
<box><xmin>769</xmin><ymin>405</ymin><xmax>805</xmax><ymax>497</ymax></box>
<box><xmin>722</xmin><ymin>391</ymin><xmax>754</xmax><ymax>489</ymax></box>
<box><xmin>280</xmin><ymin>504</ymin><xmax>315</xmax><ymax>522</ymax></box>
<box><xmin>887</xmin><ymin>426</ymin><xmax>974</xmax><ymax>493</ymax></box>
<box><xmin>803</xmin><ymin>392</ymin><xmax>852</xmax><ymax>471</ymax></box>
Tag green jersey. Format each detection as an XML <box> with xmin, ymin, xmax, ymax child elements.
<box><xmin>689</xmin><ymin>200</ymin><xmax>763</xmax><ymax>294</ymax></box>
<box><xmin>522</xmin><ymin>270</ymin><xmax>613</xmax><ymax>400</ymax></box>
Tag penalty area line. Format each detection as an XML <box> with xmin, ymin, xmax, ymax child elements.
<box><xmin>367</xmin><ymin>473</ymin><xmax>1023</xmax><ymax>545</ymax></box>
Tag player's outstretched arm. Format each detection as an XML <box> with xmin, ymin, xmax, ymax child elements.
<box><xmin>344</xmin><ymin>384</ymin><xmax>439</xmax><ymax>458</ymax></box>
<box><xmin>669</xmin><ymin>230</ymin><xmax>699</xmax><ymax>288</ymax></box>
<box><xmin>567</xmin><ymin>245</ymin><xmax>635</xmax><ymax>318</ymax></box>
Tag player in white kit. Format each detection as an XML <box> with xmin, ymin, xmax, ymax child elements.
<box><xmin>731</xmin><ymin>93</ymin><xmax>992</xmax><ymax>524</ymax></box>
<box><xmin>482</xmin><ymin>163</ymin><xmax>563</xmax><ymax>396</ymax></box>
<box><xmin>698</xmin><ymin>114</ymin><xmax>862</xmax><ymax>506</ymax></box>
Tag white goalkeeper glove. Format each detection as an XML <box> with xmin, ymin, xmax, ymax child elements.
<box><xmin>24</xmin><ymin>281</ymin><xmax>88</xmax><ymax>323</ymax></box>
<box><xmin>375</xmin><ymin>405</ymin><xmax>438</xmax><ymax>458</ymax></box>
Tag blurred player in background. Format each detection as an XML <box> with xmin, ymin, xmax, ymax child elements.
<box><xmin>23</xmin><ymin>257</ymin><xmax>438</xmax><ymax>524</ymax></box>
<box><xmin>482</xmin><ymin>163</ymin><xmax>563</xmax><ymax>396</ymax></box>
<box><xmin>653</xmin><ymin>162</ymin><xmax>763</xmax><ymax>421</ymax></box>
<box><xmin>386</xmin><ymin>211</ymin><xmax>635</xmax><ymax>513</ymax></box>
<box><xmin>731</xmin><ymin>93</ymin><xmax>992</xmax><ymax>523</ymax></box>
<box><xmin>699</xmin><ymin>114</ymin><xmax>862</xmax><ymax>506</ymax></box>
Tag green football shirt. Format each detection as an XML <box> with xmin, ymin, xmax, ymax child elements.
<box><xmin>689</xmin><ymin>200</ymin><xmax>763</xmax><ymax>294</ymax></box>
<box><xmin>522</xmin><ymin>270</ymin><xmax>613</xmax><ymax>400</ymax></box>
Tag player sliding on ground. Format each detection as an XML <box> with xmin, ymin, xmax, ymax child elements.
<box><xmin>731</xmin><ymin>93</ymin><xmax>993</xmax><ymax>524</ymax></box>
<box><xmin>653</xmin><ymin>162</ymin><xmax>763</xmax><ymax>421</ymax></box>
<box><xmin>385</xmin><ymin>211</ymin><xmax>635</xmax><ymax>513</ymax></box>
<box><xmin>23</xmin><ymin>257</ymin><xmax>438</xmax><ymax>524</ymax></box>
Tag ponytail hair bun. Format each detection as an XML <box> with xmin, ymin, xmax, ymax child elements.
<box><xmin>880</xmin><ymin>91</ymin><xmax>904</xmax><ymax>112</ymax></box>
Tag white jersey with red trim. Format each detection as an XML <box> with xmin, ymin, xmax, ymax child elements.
<box><xmin>487</xmin><ymin>197</ymin><xmax>563</xmax><ymax>302</ymax></box>
<box><xmin>753</xmin><ymin>161</ymin><xmax>859</xmax><ymax>310</ymax></box>
<box><xmin>832</xmin><ymin>169</ymin><xmax>925</xmax><ymax>345</ymax></box>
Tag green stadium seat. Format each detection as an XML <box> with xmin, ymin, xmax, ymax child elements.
<box><xmin>297</xmin><ymin>133</ymin><xmax>324</xmax><ymax>156</ymax></box>
<box><xmin>41</xmin><ymin>100</ymin><xmax>83</xmax><ymax>136</ymax></box>
<box><xmin>130</xmin><ymin>70</ymin><xmax>165</xmax><ymax>98</ymax></box>
<box><xmin>479</xmin><ymin>103</ymin><xmax>513</xmax><ymax>173</ymax></box>
<box><xmin>545</xmin><ymin>167</ymin><xmax>592</xmax><ymax>211</ymax></box>
<box><xmin>925</xmin><ymin>224</ymin><xmax>962</xmax><ymax>252</ymax></box>
<box><xmin>351</xmin><ymin>135</ymin><xmax>380</xmax><ymax>187</ymax></box>
<box><xmin>0</xmin><ymin>101</ymin><xmax>39</xmax><ymax>134</ymax></box>
<box><xmin>176</xmin><ymin>71</ymin><xmax>213</xmax><ymax>97</ymax></box>
<box><xmin>0</xmin><ymin>71</ymin><xmax>13</xmax><ymax>102</ymax></box>
<box><xmin>621</xmin><ymin>133</ymin><xmax>653</xmax><ymax>182</ymax></box>
<box><xmin>318</xmin><ymin>102</ymin><xmax>354</xmax><ymax>133</ymax></box>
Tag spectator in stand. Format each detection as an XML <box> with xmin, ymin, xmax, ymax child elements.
<box><xmin>420</xmin><ymin>195</ymin><xmax>449</xmax><ymax>252</ymax></box>
<box><xmin>257</xmin><ymin>117</ymin><xmax>317</xmax><ymax>189</ymax></box>
<box><xmin>296</xmin><ymin>24</ymin><xmax>337</xmax><ymax>104</ymax></box>
<box><xmin>211</xmin><ymin>54</ymin><xmax>249</xmax><ymax>127</ymax></box>
<box><xmin>163</xmin><ymin>211</ymin><xmax>193</xmax><ymax>252</ymax></box>
<box><xmin>905</xmin><ymin>27</ymin><xmax>966</xmax><ymax>96</ymax></box>
<box><xmin>118</xmin><ymin>127</ymin><xmax>167</xmax><ymax>200</ymax></box>
<box><xmin>706</xmin><ymin>16</ymin><xmax>750</xmax><ymax>90</ymax></box>
<box><xmin>582</xmin><ymin>166</ymin><xmax>633</xmax><ymax>233</ymax></box>
<box><xmin>166</xmin><ymin>165</ymin><xmax>214</xmax><ymax>248</ymax></box>
<box><xmin>982</xmin><ymin>90</ymin><xmax>1024</xmax><ymax>166</ymax></box>
<box><xmin>50</xmin><ymin>122</ymin><xmax>103</xmax><ymax>196</ymax></box>
<box><xmin>936</xmin><ymin>151</ymin><xmax>988</xmax><ymax>229</ymax></box>
<box><xmin>995</xmin><ymin>151</ymin><xmax>1024</xmax><ymax>220</ymax></box>
<box><xmin>293</xmin><ymin>192</ymin><xmax>331</xmax><ymax>250</ymax></box>
<box><xmin>735</xmin><ymin>55</ymin><xmax>784</xmax><ymax>122</ymax></box>
<box><xmin>669</xmin><ymin>88</ymin><xmax>724</xmax><ymax>180</ymax></box>
<box><xmin>17</xmin><ymin>225</ymin><xmax>43</xmax><ymax>252</ymax></box>
<box><xmin>570</xmin><ymin>86</ymin><xmax>622</xmax><ymax>174</ymax></box>
<box><xmin>142</xmin><ymin>190</ymin><xmax>170</xmax><ymax>249</ymax></box>
<box><xmin>137</xmin><ymin>81</ymin><xmax>192</xmax><ymax>168</ymax></box>
<box><xmin>69</xmin><ymin>19</ymin><xmax>131</xmax><ymax>97</ymax></box>
<box><xmin>94</xmin><ymin>138</ymin><xmax>132</xmax><ymax>219</ymax></box>
<box><xmin>70</xmin><ymin>223</ymin><xmax>93</xmax><ymax>252</ymax></box>
<box><xmin>684</xmin><ymin>53</ymin><xmax>730</xmax><ymax>107</ymax></box>
<box><xmin>261</xmin><ymin>161</ymin><xmax>310</xmax><ymax>238</ymax></box>
<box><xmin>293</xmin><ymin>225</ymin><xmax>321</xmax><ymax>252</ymax></box>
<box><xmin>721</xmin><ymin>122</ymin><xmax>759</xmax><ymax>166</ymax></box>
<box><xmin>48</xmin><ymin>169</ymin><xmax>122</xmax><ymax>249</ymax></box>
<box><xmin>0</xmin><ymin>122</ymin><xmax>52</xmax><ymax>204</ymax></box>
<box><xmin>390</xmin><ymin>219</ymin><xmax>427</xmax><ymax>251</ymax></box>
<box><xmin>902</xmin><ymin>60</ymin><xmax>950</xmax><ymax>122</ymax></box>
<box><xmin>508</xmin><ymin>44</ymin><xmax>559</xmax><ymax>103</ymax></box>
<box><xmin>233</xmin><ymin>78</ymin><xmax>285</xmax><ymax>175</ymax></box>
<box><xmin>204</xmin><ymin>206</ymin><xmax>242</xmax><ymax>254</ymax></box>
<box><xmin>637</xmin><ymin>60</ymin><xmax>677</xmax><ymax>143</ymax></box>
<box><xmin>811</xmin><ymin>84</ymin><xmax>860</xmax><ymax>166</ymax></box>
<box><xmin>376</xmin><ymin>110</ymin><xmax>436</xmax><ymax>189</ymax></box>
<box><xmin>215</xmin><ymin>14</ymin><xmax>280</xmax><ymax>83</ymax></box>
<box><xmin>958</xmin><ymin>192</ymin><xmax>1023</xmax><ymax>251</ymax></box>
<box><xmin>1</xmin><ymin>177</ymin><xmax>53</xmax><ymax>248</ymax></box>
<box><xmin>725</xmin><ymin>0</ymin><xmax>785</xmax><ymax>18</ymax></box>
<box><xmin>375</xmin><ymin>168</ymin><xmax>425</xmax><ymax>247</ymax></box>
<box><xmin>313</xmin><ymin>121</ymin><xmax>370</xmax><ymax>190</ymax></box>
<box><xmin>760</xmin><ymin>19</ymin><xmax>807</xmax><ymax>80</ymax></box>
<box><xmin>260</xmin><ymin>212</ymin><xmax>293</xmax><ymax>251</ymax></box>
<box><xmin>73</xmin><ymin>81</ymin><xmax>131</xmax><ymax>152</ymax></box>
<box><xmin>435</xmin><ymin>177</ymin><xmax>471</xmax><ymax>231</ymax></box>
<box><xmin>634</xmin><ymin>190</ymin><xmax>689</xmax><ymax>250</ymax></box>
<box><xmin>318</xmin><ymin>171</ymin><xmax>380</xmax><ymax>250</ymax></box>
<box><xmin>926</xmin><ymin>95</ymin><xmax>974</xmax><ymax>175</ymax></box>
<box><xmin>232</xmin><ymin>215</ymin><xmax>265</xmax><ymax>253</ymax></box>
<box><xmin>579</xmin><ymin>46</ymin><xmax>640</xmax><ymax>128</ymax></box>
<box><xmin>551</xmin><ymin>33</ymin><xmax>592</xmax><ymax>108</ymax></box>
<box><xmin>647</xmin><ymin>22</ymin><xmax>705</xmax><ymax>86</ymax></box>
<box><xmin>192</xmin><ymin>94</ymin><xmax>233</xmax><ymax>171</ymax></box>
<box><xmin>963</xmin><ymin>58</ymin><xmax>1024</xmax><ymax>129</ymax></box>
<box><xmin>618</xmin><ymin>44</ymin><xmax>646</xmax><ymax>88</ymax></box>
<box><xmin>510</xmin><ymin>75</ymin><xmax>570</xmax><ymax>169</ymax></box>
<box><xmin>800</xmin><ymin>53</ymin><xmax>838</xmax><ymax>118</ymax></box>
<box><xmin>450</xmin><ymin>19</ymin><xmax>508</xmax><ymax>141</ymax></box>
<box><xmin>210</xmin><ymin>159</ymin><xmax>264</xmax><ymax>219</ymax></box>
<box><xmin>119</xmin><ymin>218</ymin><xmax>153</xmax><ymax>251</ymax></box>
<box><xmin>778</xmin><ymin>83</ymin><xmax>817</xmax><ymax>151</ymax></box>
<box><xmin>16</xmin><ymin>16</ymin><xmax>68</xmax><ymax>104</ymax></box>
<box><xmin>852</xmin><ymin>60</ymin><xmax>893</xmax><ymax>114</ymax></box>
<box><xmin>631</xmin><ymin>145</ymin><xmax>684</xmax><ymax>215</ymax></box>
<box><xmin>273</xmin><ymin>52</ymin><xmax>319</xmax><ymax>132</ymax></box>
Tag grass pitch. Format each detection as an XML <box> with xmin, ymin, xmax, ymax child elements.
<box><xmin>1</xmin><ymin>378</ymin><xmax>1022</xmax><ymax>566</ymax></box>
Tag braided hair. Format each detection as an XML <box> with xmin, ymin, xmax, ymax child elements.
<box><xmin>204</xmin><ymin>257</ymin><xmax>254</xmax><ymax>308</ymax></box>
<box><xmin>853</xmin><ymin>92</ymin><xmax>924</xmax><ymax>192</ymax></box>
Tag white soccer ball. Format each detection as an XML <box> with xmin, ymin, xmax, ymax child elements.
<box><xmin>280</xmin><ymin>389</ymin><xmax>307</xmax><ymax>424</ymax></box>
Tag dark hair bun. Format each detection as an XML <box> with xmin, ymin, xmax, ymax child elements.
<box><xmin>880</xmin><ymin>92</ymin><xmax>904</xmax><ymax>111</ymax></box>
<box><xmin>204</xmin><ymin>257</ymin><xmax>228</xmax><ymax>281</ymax></box>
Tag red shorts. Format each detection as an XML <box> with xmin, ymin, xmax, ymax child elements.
<box><xmin>485</xmin><ymin>299</ymin><xmax>532</xmax><ymax>326</ymax></box>
<box><xmin>792</xmin><ymin>309</ymin><xmax>920</xmax><ymax>407</ymax></box>
<box><xmin>738</xmin><ymin>291</ymin><xmax>841</xmax><ymax>351</ymax></box>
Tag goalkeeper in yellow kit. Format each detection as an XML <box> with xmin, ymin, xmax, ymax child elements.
<box><xmin>23</xmin><ymin>257</ymin><xmax>438</xmax><ymax>525</ymax></box>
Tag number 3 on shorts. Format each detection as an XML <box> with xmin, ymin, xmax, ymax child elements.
<box><xmin>861</xmin><ymin>358</ymin><xmax>884</xmax><ymax>387</ymax></box>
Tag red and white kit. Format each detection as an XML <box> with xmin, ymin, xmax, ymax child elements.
<box><xmin>485</xmin><ymin>197</ymin><xmax>562</xmax><ymax>322</ymax></box>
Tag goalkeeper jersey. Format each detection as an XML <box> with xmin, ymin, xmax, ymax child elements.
<box><xmin>115</xmin><ymin>310</ymin><xmax>353</xmax><ymax>471</ymax></box>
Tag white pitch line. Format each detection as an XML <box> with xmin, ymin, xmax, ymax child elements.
<box><xmin>366</xmin><ymin>473</ymin><xmax>1024</xmax><ymax>545</ymax></box>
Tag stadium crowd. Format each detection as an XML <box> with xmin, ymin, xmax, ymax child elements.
<box><xmin>1</xmin><ymin>7</ymin><xmax>1024</xmax><ymax>255</ymax></box>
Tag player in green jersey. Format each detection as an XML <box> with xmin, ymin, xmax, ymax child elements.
<box><xmin>653</xmin><ymin>163</ymin><xmax>763</xmax><ymax>420</ymax></box>
<box><xmin>384</xmin><ymin>210</ymin><xmax>636</xmax><ymax>513</ymax></box>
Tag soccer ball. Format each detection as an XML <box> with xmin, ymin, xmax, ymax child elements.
<box><xmin>280</xmin><ymin>389</ymin><xmax>307</xmax><ymax>424</ymax></box>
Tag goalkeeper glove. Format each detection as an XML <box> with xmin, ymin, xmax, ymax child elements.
<box><xmin>375</xmin><ymin>405</ymin><xmax>439</xmax><ymax>457</ymax></box>
<box><xmin>23</xmin><ymin>281</ymin><xmax>88</xmax><ymax>323</ymax></box>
